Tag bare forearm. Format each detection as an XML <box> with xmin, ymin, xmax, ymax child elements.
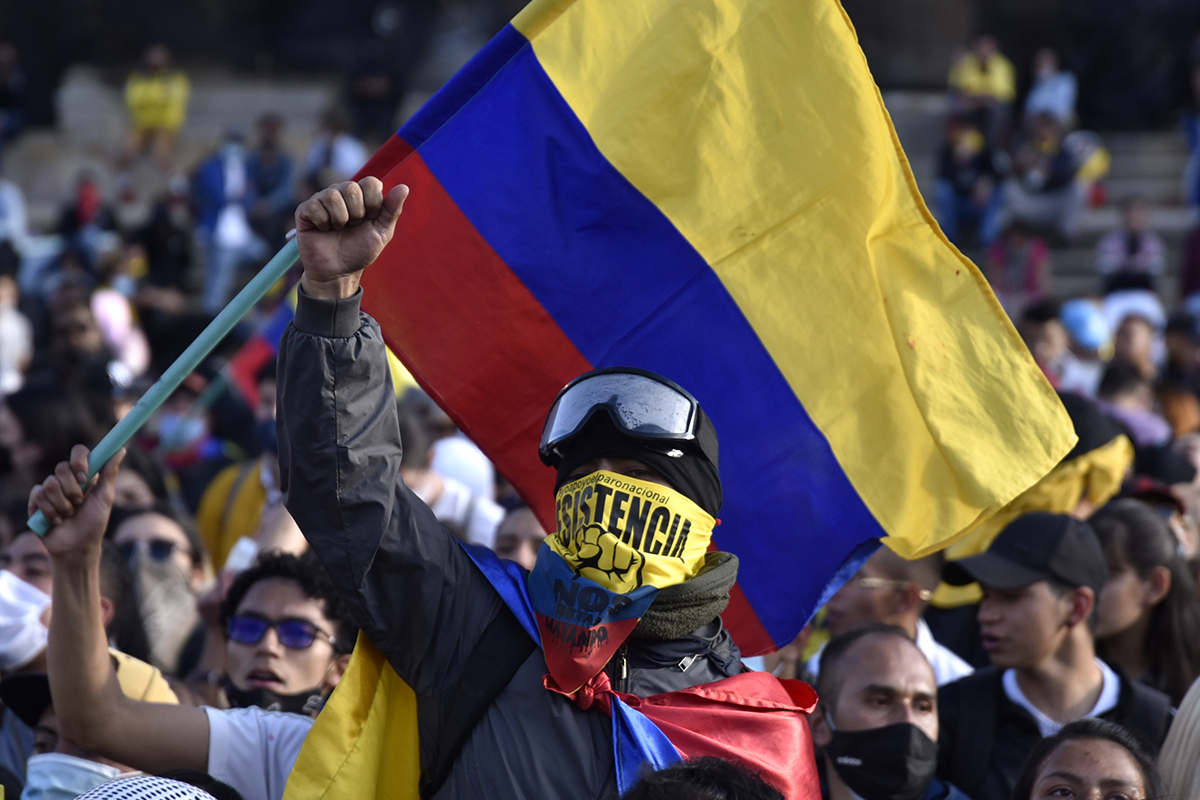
<box><xmin>48</xmin><ymin>550</ymin><xmax>120</xmax><ymax>746</ymax></box>
<box><xmin>49</xmin><ymin>552</ymin><xmax>211</xmax><ymax>771</ymax></box>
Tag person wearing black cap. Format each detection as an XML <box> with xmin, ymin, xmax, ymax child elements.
<box><xmin>259</xmin><ymin>179</ymin><xmax>803</xmax><ymax>797</ymax></box>
<box><xmin>935</xmin><ymin>512</ymin><xmax>1174</xmax><ymax>800</ymax></box>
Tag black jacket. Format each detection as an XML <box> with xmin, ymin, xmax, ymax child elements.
<box><xmin>937</xmin><ymin>665</ymin><xmax>1173</xmax><ymax>800</ymax></box>
<box><xmin>277</xmin><ymin>289</ymin><xmax>745</xmax><ymax>799</ymax></box>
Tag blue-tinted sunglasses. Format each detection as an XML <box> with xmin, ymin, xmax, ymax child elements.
<box><xmin>226</xmin><ymin>614</ymin><xmax>336</xmax><ymax>650</ymax></box>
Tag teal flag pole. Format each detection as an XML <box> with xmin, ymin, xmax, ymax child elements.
<box><xmin>28</xmin><ymin>237</ymin><xmax>301</xmax><ymax>535</ymax></box>
<box><xmin>152</xmin><ymin>371</ymin><xmax>232</xmax><ymax>459</ymax></box>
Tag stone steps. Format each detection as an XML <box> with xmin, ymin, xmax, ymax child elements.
<box><xmin>885</xmin><ymin>93</ymin><xmax>1196</xmax><ymax>307</ymax></box>
<box><xmin>7</xmin><ymin>66</ymin><xmax>342</xmax><ymax>231</ymax></box>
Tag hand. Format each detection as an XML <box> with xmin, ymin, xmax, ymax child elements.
<box><xmin>295</xmin><ymin>178</ymin><xmax>409</xmax><ymax>300</ymax></box>
<box><xmin>28</xmin><ymin>445</ymin><xmax>125</xmax><ymax>562</ymax></box>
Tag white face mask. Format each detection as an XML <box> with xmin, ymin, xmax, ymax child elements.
<box><xmin>0</xmin><ymin>570</ymin><xmax>51</xmax><ymax>671</ymax></box>
<box><xmin>20</xmin><ymin>753</ymin><xmax>122</xmax><ymax>800</ymax></box>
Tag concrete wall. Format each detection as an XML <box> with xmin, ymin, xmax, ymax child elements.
<box><xmin>842</xmin><ymin>0</ymin><xmax>974</xmax><ymax>89</ymax></box>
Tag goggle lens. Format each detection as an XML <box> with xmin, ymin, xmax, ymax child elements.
<box><xmin>540</xmin><ymin>371</ymin><xmax>697</xmax><ymax>465</ymax></box>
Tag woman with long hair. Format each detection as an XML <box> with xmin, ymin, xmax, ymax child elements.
<box><xmin>1091</xmin><ymin>498</ymin><xmax>1200</xmax><ymax>705</ymax></box>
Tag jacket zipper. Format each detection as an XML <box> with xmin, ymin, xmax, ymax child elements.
<box><xmin>618</xmin><ymin>645</ymin><xmax>629</xmax><ymax>693</ymax></box>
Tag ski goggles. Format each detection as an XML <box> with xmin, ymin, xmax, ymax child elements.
<box><xmin>227</xmin><ymin>614</ymin><xmax>336</xmax><ymax>650</ymax></box>
<box><xmin>539</xmin><ymin>367</ymin><xmax>700</xmax><ymax>467</ymax></box>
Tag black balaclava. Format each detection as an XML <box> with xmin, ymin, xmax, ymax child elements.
<box><xmin>553</xmin><ymin>412</ymin><xmax>722</xmax><ymax>517</ymax></box>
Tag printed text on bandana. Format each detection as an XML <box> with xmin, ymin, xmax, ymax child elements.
<box><xmin>551</xmin><ymin>471</ymin><xmax>714</xmax><ymax>595</ymax></box>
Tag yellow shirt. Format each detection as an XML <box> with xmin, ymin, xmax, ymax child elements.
<box><xmin>196</xmin><ymin>458</ymin><xmax>268</xmax><ymax>570</ymax></box>
<box><xmin>125</xmin><ymin>69</ymin><xmax>190</xmax><ymax>131</ymax></box>
<box><xmin>948</xmin><ymin>53</ymin><xmax>1016</xmax><ymax>103</ymax></box>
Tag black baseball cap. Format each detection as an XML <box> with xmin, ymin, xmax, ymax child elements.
<box><xmin>943</xmin><ymin>512</ymin><xmax>1109</xmax><ymax>596</ymax></box>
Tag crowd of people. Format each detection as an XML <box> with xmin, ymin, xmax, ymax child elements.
<box><xmin>3</xmin><ymin>21</ymin><xmax>1200</xmax><ymax>800</ymax></box>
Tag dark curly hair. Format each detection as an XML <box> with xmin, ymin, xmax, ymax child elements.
<box><xmin>220</xmin><ymin>550</ymin><xmax>357</xmax><ymax>653</ymax></box>
<box><xmin>621</xmin><ymin>757</ymin><xmax>784</xmax><ymax>800</ymax></box>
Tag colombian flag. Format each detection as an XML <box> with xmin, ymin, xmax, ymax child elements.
<box><xmin>286</xmin><ymin>0</ymin><xmax>1074</xmax><ymax>796</ymax></box>
<box><xmin>350</xmin><ymin>0</ymin><xmax>1074</xmax><ymax>653</ymax></box>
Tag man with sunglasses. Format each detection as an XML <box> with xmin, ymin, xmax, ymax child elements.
<box><xmin>28</xmin><ymin>449</ymin><xmax>357</xmax><ymax>800</ymax></box>
<box><xmin>259</xmin><ymin>178</ymin><xmax>813</xmax><ymax>797</ymax></box>
<box><xmin>219</xmin><ymin>551</ymin><xmax>356</xmax><ymax>714</ymax></box>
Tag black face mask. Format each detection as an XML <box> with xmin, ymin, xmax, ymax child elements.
<box><xmin>225</xmin><ymin>683</ymin><xmax>325</xmax><ymax>716</ymax></box>
<box><xmin>825</xmin><ymin>722</ymin><xmax>938</xmax><ymax>800</ymax></box>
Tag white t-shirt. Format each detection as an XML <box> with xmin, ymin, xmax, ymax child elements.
<box><xmin>204</xmin><ymin>706</ymin><xmax>313</xmax><ymax>800</ymax></box>
<box><xmin>805</xmin><ymin>619</ymin><xmax>974</xmax><ymax>687</ymax></box>
<box><xmin>914</xmin><ymin>619</ymin><xmax>974</xmax><ymax>686</ymax></box>
<box><xmin>1001</xmin><ymin>658</ymin><xmax>1120</xmax><ymax>737</ymax></box>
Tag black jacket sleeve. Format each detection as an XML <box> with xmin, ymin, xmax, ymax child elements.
<box><xmin>277</xmin><ymin>287</ymin><xmax>505</xmax><ymax>698</ymax></box>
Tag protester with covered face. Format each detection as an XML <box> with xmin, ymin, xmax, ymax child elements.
<box><xmin>107</xmin><ymin>503</ymin><xmax>207</xmax><ymax>675</ymax></box>
<box><xmin>274</xmin><ymin>177</ymin><xmax>816</xmax><ymax>798</ymax></box>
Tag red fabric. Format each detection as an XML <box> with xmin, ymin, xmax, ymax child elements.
<box><xmin>544</xmin><ymin>668</ymin><xmax>622</xmax><ymax>714</ymax></box>
<box><xmin>638</xmin><ymin>673</ymin><xmax>821</xmax><ymax>800</ymax></box>
<box><xmin>722</xmin><ymin>581</ymin><xmax>776</xmax><ymax>657</ymax></box>
<box><xmin>547</xmin><ymin>669</ymin><xmax>821</xmax><ymax>799</ymax></box>
<box><xmin>356</xmin><ymin>145</ymin><xmax>591</xmax><ymax>536</ymax></box>
<box><xmin>537</xmin><ymin>614</ymin><xmax>640</xmax><ymax>694</ymax></box>
<box><xmin>353</xmin><ymin>135</ymin><xmax>416</xmax><ymax>183</ymax></box>
<box><xmin>226</xmin><ymin>337</ymin><xmax>274</xmax><ymax>408</ymax></box>
<box><xmin>77</xmin><ymin>181</ymin><xmax>101</xmax><ymax>225</ymax></box>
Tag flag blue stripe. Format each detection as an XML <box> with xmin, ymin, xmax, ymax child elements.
<box><xmin>413</xmin><ymin>40</ymin><xmax>885</xmax><ymax>640</ymax></box>
<box><xmin>399</xmin><ymin>25</ymin><xmax>531</xmax><ymax>151</ymax></box>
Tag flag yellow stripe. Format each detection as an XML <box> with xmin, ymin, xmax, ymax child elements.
<box><xmin>282</xmin><ymin>635</ymin><xmax>420</xmax><ymax>800</ymax></box>
<box><xmin>515</xmin><ymin>0</ymin><xmax>1074</xmax><ymax>555</ymax></box>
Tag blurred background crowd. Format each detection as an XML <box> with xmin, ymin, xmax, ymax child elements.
<box><xmin>3</xmin><ymin>0</ymin><xmax>1200</xmax><ymax>798</ymax></box>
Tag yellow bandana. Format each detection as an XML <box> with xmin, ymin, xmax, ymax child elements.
<box><xmin>551</xmin><ymin>470</ymin><xmax>715</xmax><ymax>594</ymax></box>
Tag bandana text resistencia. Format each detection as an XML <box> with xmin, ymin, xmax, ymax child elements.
<box><xmin>550</xmin><ymin>470</ymin><xmax>715</xmax><ymax>595</ymax></box>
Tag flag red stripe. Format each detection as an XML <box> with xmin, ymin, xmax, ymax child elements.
<box><xmin>227</xmin><ymin>337</ymin><xmax>274</xmax><ymax>409</ymax></box>
<box><xmin>722</xmin><ymin>583</ymin><xmax>777</xmax><ymax>658</ymax></box>
<box><xmin>354</xmin><ymin>135</ymin><xmax>416</xmax><ymax>184</ymax></box>
<box><xmin>360</xmin><ymin>147</ymin><xmax>593</xmax><ymax>513</ymax></box>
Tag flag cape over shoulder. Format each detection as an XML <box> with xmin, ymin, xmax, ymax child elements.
<box><xmin>350</xmin><ymin>0</ymin><xmax>1073</xmax><ymax>653</ymax></box>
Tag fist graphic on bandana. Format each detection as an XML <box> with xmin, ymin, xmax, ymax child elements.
<box><xmin>568</xmin><ymin>522</ymin><xmax>646</xmax><ymax>594</ymax></box>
